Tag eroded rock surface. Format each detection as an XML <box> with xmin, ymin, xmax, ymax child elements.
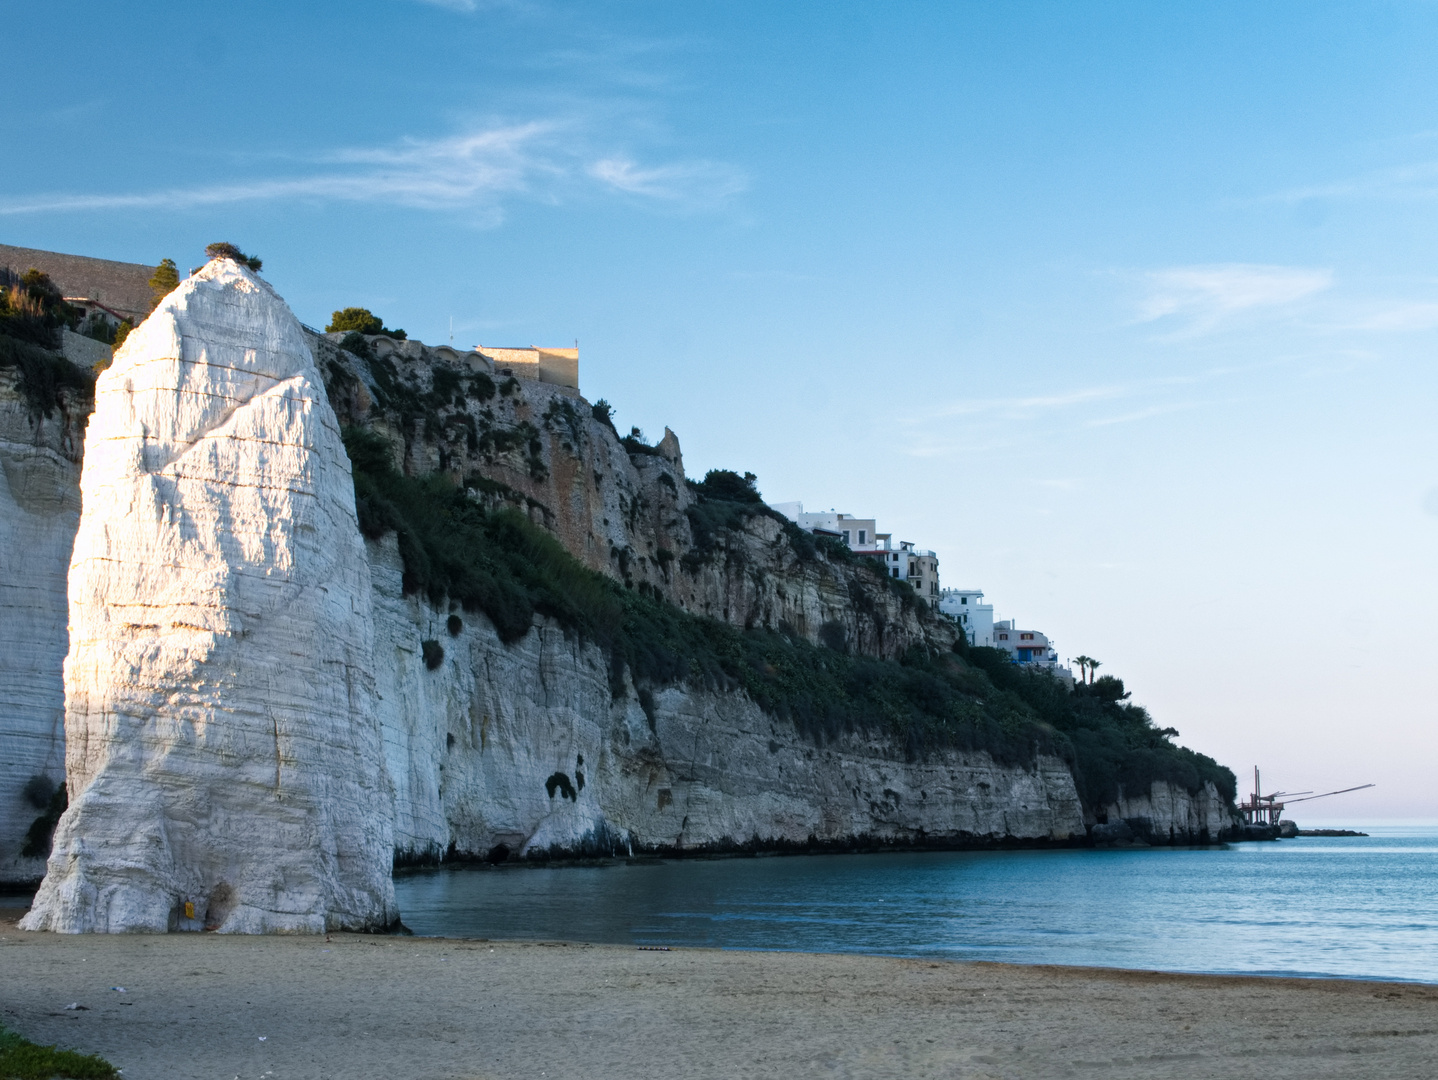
<box><xmin>21</xmin><ymin>261</ymin><xmax>396</xmax><ymax>933</ymax></box>
<box><xmin>1097</xmin><ymin>781</ymin><xmax>1232</xmax><ymax>846</ymax></box>
<box><xmin>368</xmin><ymin>539</ymin><xmax>1088</xmax><ymax>862</ymax></box>
<box><xmin>316</xmin><ymin>336</ymin><xmax>945</xmax><ymax>661</ymax></box>
<box><xmin>0</xmin><ymin>367</ymin><xmax>88</xmax><ymax>883</ymax></box>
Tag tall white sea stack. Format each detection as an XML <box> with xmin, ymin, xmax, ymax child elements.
<box><xmin>21</xmin><ymin>259</ymin><xmax>397</xmax><ymax>933</ymax></box>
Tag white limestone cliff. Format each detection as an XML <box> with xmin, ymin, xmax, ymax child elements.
<box><xmin>20</xmin><ymin>260</ymin><xmax>397</xmax><ymax>933</ymax></box>
<box><xmin>366</xmin><ymin>538</ymin><xmax>1088</xmax><ymax>862</ymax></box>
<box><xmin>1096</xmin><ymin>781</ymin><xmax>1232</xmax><ymax>845</ymax></box>
<box><xmin>0</xmin><ymin>367</ymin><xmax>86</xmax><ymax>883</ymax></box>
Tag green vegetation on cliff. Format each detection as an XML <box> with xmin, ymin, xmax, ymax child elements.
<box><xmin>1</xmin><ymin>268</ymin><xmax>74</xmax><ymax>348</ymax></box>
<box><xmin>342</xmin><ymin>426</ymin><xmax>1234</xmax><ymax>809</ymax></box>
<box><xmin>958</xmin><ymin>642</ymin><xmax>1236</xmax><ymax>805</ymax></box>
<box><xmin>0</xmin><ymin>335</ymin><xmax>94</xmax><ymax>418</ymax></box>
<box><xmin>326</xmin><ymin>305</ymin><xmax>406</xmax><ymax>339</ymax></box>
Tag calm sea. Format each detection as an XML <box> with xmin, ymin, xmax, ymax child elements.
<box><xmin>393</xmin><ymin>824</ymin><xmax>1438</xmax><ymax>983</ymax></box>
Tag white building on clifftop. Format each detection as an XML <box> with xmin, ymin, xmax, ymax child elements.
<box><xmin>939</xmin><ymin>588</ymin><xmax>994</xmax><ymax>647</ymax></box>
<box><xmin>992</xmin><ymin>620</ymin><xmax>1076</xmax><ymax>686</ymax></box>
<box><xmin>769</xmin><ymin>502</ymin><xmax>939</xmax><ymax>601</ymax></box>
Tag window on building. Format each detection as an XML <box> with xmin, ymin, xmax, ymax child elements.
<box><xmin>891</xmin><ymin>568</ymin><xmax>898</xmax><ymax>578</ymax></box>
<box><xmin>858</xmin><ymin>530</ymin><xmax>866</xmax><ymax>544</ymax></box>
<box><xmin>961</xmin><ymin>596</ymin><xmax>968</xmax><ymax>604</ymax></box>
<box><xmin>998</xmin><ymin>633</ymin><xmax>1008</xmax><ymax>640</ymax></box>
<box><xmin>1020</xmin><ymin>633</ymin><xmax>1033</xmax><ymax>640</ymax></box>
<box><xmin>842</xmin><ymin>530</ymin><xmax>850</xmax><ymax>544</ymax></box>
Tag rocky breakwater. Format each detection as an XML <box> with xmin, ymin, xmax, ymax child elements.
<box><xmin>0</xmin><ymin>355</ymin><xmax>90</xmax><ymax>883</ymax></box>
<box><xmin>21</xmin><ymin>259</ymin><xmax>396</xmax><ymax>933</ymax></box>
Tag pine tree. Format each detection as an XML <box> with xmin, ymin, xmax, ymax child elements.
<box><xmin>148</xmin><ymin>258</ymin><xmax>180</xmax><ymax>308</ymax></box>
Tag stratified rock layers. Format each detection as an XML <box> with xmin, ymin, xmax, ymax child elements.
<box><xmin>21</xmin><ymin>261</ymin><xmax>396</xmax><ymax>933</ymax></box>
<box><xmin>0</xmin><ymin>369</ymin><xmax>86</xmax><ymax>883</ymax></box>
<box><xmin>366</xmin><ymin>539</ymin><xmax>1088</xmax><ymax>862</ymax></box>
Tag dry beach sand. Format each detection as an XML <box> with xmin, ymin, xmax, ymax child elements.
<box><xmin>3</xmin><ymin>909</ymin><xmax>1436</xmax><ymax>1080</ymax></box>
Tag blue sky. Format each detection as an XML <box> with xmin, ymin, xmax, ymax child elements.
<box><xmin>6</xmin><ymin>1</ymin><xmax>1437</xmax><ymax>817</ymax></box>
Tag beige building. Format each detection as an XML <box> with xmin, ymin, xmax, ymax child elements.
<box><xmin>475</xmin><ymin>346</ymin><xmax>579</xmax><ymax>394</ymax></box>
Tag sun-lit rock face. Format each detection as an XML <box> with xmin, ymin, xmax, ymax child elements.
<box><xmin>21</xmin><ymin>259</ymin><xmax>396</xmax><ymax>933</ymax></box>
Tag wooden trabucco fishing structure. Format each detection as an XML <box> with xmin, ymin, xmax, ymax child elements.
<box><xmin>1237</xmin><ymin>767</ymin><xmax>1374</xmax><ymax>826</ymax></box>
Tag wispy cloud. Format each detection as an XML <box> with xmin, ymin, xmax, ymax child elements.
<box><xmin>588</xmin><ymin>157</ymin><xmax>747</xmax><ymax>207</ymax></box>
<box><xmin>1137</xmin><ymin>263</ymin><xmax>1332</xmax><ymax>334</ymax></box>
<box><xmin>1344</xmin><ymin>301</ymin><xmax>1438</xmax><ymax>332</ymax></box>
<box><xmin>922</xmin><ymin>385</ymin><xmax>1127</xmax><ymax>421</ymax></box>
<box><xmin>1084</xmin><ymin>401</ymin><xmax>1200</xmax><ymax>428</ymax></box>
<box><xmin>897</xmin><ymin>363</ymin><xmax>1267</xmax><ymax>459</ymax></box>
<box><xmin>1267</xmin><ymin>160</ymin><xmax>1438</xmax><ymax>204</ymax></box>
<box><xmin>0</xmin><ymin>121</ymin><xmax>746</xmax><ymax>223</ymax></box>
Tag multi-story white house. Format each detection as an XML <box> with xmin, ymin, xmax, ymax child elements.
<box><xmin>769</xmin><ymin>502</ymin><xmax>939</xmax><ymax>601</ymax></box>
<box><xmin>938</xmin><ymin>588</ymin><xmax>994</xmax><ymax>646</ymax></box>
<box><xmin>769</xmin><ymin>505</ymin><xmax>879</xmax><ymax>548</ymax></box>
<box><xmin>992</xmin><ymin>620</ymin><xmax>1075</xmax><ymax>685</ymax></box>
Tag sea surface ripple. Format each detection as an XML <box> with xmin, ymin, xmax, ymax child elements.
<box><xmin>394</xmin><ymin>825</ymin><xmax>1438</xmax><ymax>982</ymax></box>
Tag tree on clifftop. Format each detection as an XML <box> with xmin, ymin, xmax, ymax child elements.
<box><xmin>148</xmin><ymin>258</ymin><xmax>180</xmax><ymax>308</ymax></box>
<box><xmin>326</xmin><ymin>306</ymin><xmax>406</xmax><ymax>339</ymax></box>
<box><xmin>204</xmin><ymin>242</ymin><xmax>262</xmax><ymax>272</ymax></box>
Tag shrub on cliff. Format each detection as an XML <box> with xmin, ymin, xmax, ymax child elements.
<box><xmin>621</xmin><ymin>426</ymin><xmax>662</xmax><ymax>456</ymax></box>
<box><xmin>0</xmin><ymin>267</ymin><xmax>75</xmax><ymax>347</ymax></box>
<box><xmin>110</xmin><ymin>320</ymin><xmax>133</xmax><ymax>354</ymax></box>
<box><xmin>205</xmin><ymin>242</ymin><xmax>262</xmax><ymax>272</ymax></box>
<box><xmin>0</xmin><ymin>334</ymin><xmax>95</xmax><ymax>417</ymax></box>
<box><xmin>683</xmin><ymin>468</ymin><xmax>790</xmax><ymax>563</ymax></box>
<box><xmin>327</xmin><ymin>306</ymin><xmax>406</xmax><ymax>339</ymax></box>
<box><xmin>591</xmin><ymin>398</ymin><xmax>618</xmax><ymax>434</ymax></box>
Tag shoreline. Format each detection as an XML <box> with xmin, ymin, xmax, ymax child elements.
<box><xmin>4</xmin><ymin>915</ymin><xmax>1436</xmax><ymax>1080</ymax></box>
<box><xmin>0</xmin><ymin>827</ymin><xmax>1355</xmax><ymax>896</ymax></box>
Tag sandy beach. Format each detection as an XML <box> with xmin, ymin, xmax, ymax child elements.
<box><xmin>2</xmin><ymin>910</ymin><xmax>1436</xmax><ymax>1080</ymax></box>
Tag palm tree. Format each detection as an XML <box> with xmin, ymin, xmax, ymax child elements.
<box><xmin>1073</xmin><ymin>655</ymin><xmax>1094</xmax><ymax>684</ymax></box>
<box><xmin>1086</xmin><ymin>659</ymin><xmax>1101</xmax><ymax>685</ymax></box>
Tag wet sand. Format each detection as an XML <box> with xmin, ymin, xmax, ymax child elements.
<box><xmin>3</xmin><ymin>912</ymin><xmax>1436</xmax><ymax>1080</ymax></box>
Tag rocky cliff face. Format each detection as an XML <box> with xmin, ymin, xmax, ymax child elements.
<box><xmin>367</xmin><ymin>539</ymin><xmax>1087</xmax><ymax>862</ymax></box>
<box><xmin>317</xmin><ymin>334</ymin><xmax>944</xmax><ymax>661</ymax></box>
<box><xmin>0</xmin><ymin>366</ymin><xmax>87</xmax><ymax>883</ymax></box>
<box><xmin>20</xmin><ymin>261</ymin><xmax>396</xmax><ymax>932</ymax></box>
<box><xmin>1093</xmin><ymin>781</ymin><xmax>1232</xmax><ymax>846</ymax></box>
<box><xmin>5</xmin><ymin>276</ymin><xmax>1235</xmax><ymax>926</ymax></box>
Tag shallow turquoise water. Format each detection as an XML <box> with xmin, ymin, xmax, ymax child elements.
<box><xmin>393</xmin><ymin>826</ymin><xmax>1438</xmax><ymax>982</ymax></box>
